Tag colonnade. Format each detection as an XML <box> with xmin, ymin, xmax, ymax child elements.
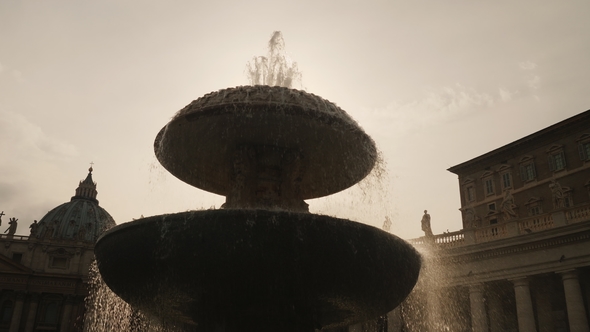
<box><xmin>469</xmin><ymin>269</ymin><xmax>589</xmax><ymax>332</ymax></box>
<box><xmin>6</xmin><ymin>292</ymin><xmax>80</xmax><ymax>332</ymax></box>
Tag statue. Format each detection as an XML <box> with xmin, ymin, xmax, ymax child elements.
<box><xmin>4</xmin><ymin>218</ymin><xmax>18</xmax><ymax>235</ymax></box>
<box><xmin>44</xmin><ymin>221</ymin><xmax>56</xmax><ymax>239</ymax></box>
<box><xmin>463</xmin><ymin>208</ymin><xmax>483</xmax><ymax>228</ymax></box>
<box><xmin>29</xmin><ymin>220</ymin><xmax>39</xmax><ymax>237</ymax></box>
<box><xmin>501</xmin><ymin>190</ymin><xmax>518</xmax><ymax>220</ymax></box>
<box><xmin>421</xmin><ymin>210</ymin><xmax>433</xmax><ymax>237</ymax></box>
<box><xmin>549</xmin><ymin>179</ymin><xmax>565</xmax><ymax>209</ymax></box>
<box><xmin>0</xmin><ymin>211</ymin><xmax>4</xmax><ymax>226</ymax></box>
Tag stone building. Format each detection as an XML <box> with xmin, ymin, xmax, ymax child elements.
<box><xmin>0</xmin><ymin>168</ymin><xmax>115</xmax><ymax>332</ymax></box>
<box><xmin>391</xmin><ymin>109</ymin><xmax>590</xmax><ymax>332</ymax></box>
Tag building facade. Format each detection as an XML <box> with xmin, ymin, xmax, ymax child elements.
<box><xmin>0</xmin><ymin>168</ymin><xmax>115</xmax><ymax>332</ymax></box>
<box><xmin>387</xmin><ymin>110</ymin><xmax>590</xmax><ymax>332</ymax></box>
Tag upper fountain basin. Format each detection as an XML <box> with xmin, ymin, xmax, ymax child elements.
<box><xmin>154</xmin><ymin>85</ymin><xmax>377</xmax><ymax>200</ymax></box>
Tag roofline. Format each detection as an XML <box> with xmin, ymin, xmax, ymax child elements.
<box><xmin>448</xmin><ymin>109</ymin><xmax>590</xmax><ymax>174</ymax></box>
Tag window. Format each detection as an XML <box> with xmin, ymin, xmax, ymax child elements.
<box><xmin>548</xmin><ymin>152</ymin><xmax>566</xmax><ymax>171</ymax></box>
<box><xmin>51</xmin><ymin>257</ymin><xmax>68</xmax><ymax>269</ymax></box>
<box><xmin>564</xmin><ymin>192</ymin><xmax>573</xmax><ymax>208</ymax></box>
<box><xmin>578</xmin><ymin>134</ymin><xmax>590</xmax><ymax>161</ymax></box>
<box><xmin>525</xmin><ymin>198</ymin><xmax>543</xmax><ymax>216</ymax></box>
<box><xmin>519</xmin><ymin>156</ymin><xmax>536</xmax><ymax>182</ymax></box>
<box><xmin>462</xmin><ymin>179</ymin><xmax>476</xmax><ymax>203</ymax></box>
<box><xmin>484</xmin><ymin>179</ymin><xmax>494</xmax><ymax>195</ymax></box>
<box><xmin>488</xmin><ymin>202</ymin><xmax>496</xmax><ymax>211</ymax></box>
<box><xmin>11</xmin><ymin>253</ymin><xmax>22</xmax><ymax>264</ymax></box>
<box><xmin>547</xmin><ymin>145</ymin><xmax>567</xmax><ymax>171</ymax></box>
<box><xmin>498</xmin><ymin>164</ymin><xmax>512</xmax><ymax>191</ymax></box>
<box><xmin>480</xmin><ymin>171</ymin><xmax>495</xmax><ymax>196</ymax></box>
<box><xmin>489</xmin><ymin>218</ymin><xmax>498</xmax><ymax>225</ymax></box>
<box><xmin>466</xmin><ymin>186</ymin><xmax>475</xmax><ymax>202</ymax></box>
<box><xmin>530</xmin><ymin>205</ymin><xmax>541</xmax><ymax>216</ymax></box>
<box><xmin>501</xmin><ymin>172</ymin><xmax>512</xmax><ymax>189</ymax></box>
<box><xmin>562</xmin><ymin>186</ymin><xmax>573</xmax><ymax>208</ymax></box>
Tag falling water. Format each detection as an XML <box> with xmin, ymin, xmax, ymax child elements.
<box><xmin>395</xmin><ymin>242</ymin><xmax>471</xmax><ymax>332</ymax></box>
<box><xmin>84</xmin><ymin>261</ymin><xmax>183</xmax><ymax>332</ymax></box>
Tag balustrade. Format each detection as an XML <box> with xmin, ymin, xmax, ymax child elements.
<box><xmin>518</xmin><ymin>214</ymin><xmax>554</xmax><ymax>233</ymax></box>
<box><xmin>566</xmin><ymin>205</ymin><xmax>590</xmax><ymax>224</ymax></box>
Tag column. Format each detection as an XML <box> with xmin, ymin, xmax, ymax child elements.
<box><xmin>469</xmin><ymin>284</ymin><xmax>487</xmax><ymax>332</ymax></box>
<box><xmin>560</xmin><ymin>270</ymin><xmax>590</xmax><ymax>332</ymax></box>
<box><xmin>24</xmin><ymin>293</ymin><xmax>40</xmax><ymax>332</ymax></box>
<box><xmin>59</xmin><ymin>295</ymin><xmax>74</xmax><ymax>332</ymax></box>
<box><xmin>512</xmin><ymin>278</ymin><xmax>537</xmax><ymax>332</ymax></box>
<box><xmin>8</xmin><ymin>291</ymin><xmax>25</xmax><ymax>332</ymax></box>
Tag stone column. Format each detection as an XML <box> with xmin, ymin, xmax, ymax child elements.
<box><xmin>59</xmin><ymin>296</ymin><xmax>74</xmax><ymax>332</ymax></box>
<box><xmin>24</xmin><ymin>293</ymin><xmax>40</xmax><ymax>332</ymax></box>
<box><xmin>469</xmin><ymin>284</ymin><xmax>487</xmax><ymax>332</ymax></box>
<box><xmin>9</xmin><ymin>291</ymin><xmax>25</xmax><ymax>332</ymax></box>
<box><xmin>512</xmin><ymin>278</ymin><xmax>537</xmax><ymax>332</ymax></box>
<box><xmin>560</xmin><ymin>270</ymin><xmax>590</xmax><ymax>332</ymax></box>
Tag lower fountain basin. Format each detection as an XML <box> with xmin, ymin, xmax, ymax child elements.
<box><xmin>95</xmin><ymin>209</ymin><xmax>421</xmax><ymax>332</ymax></box>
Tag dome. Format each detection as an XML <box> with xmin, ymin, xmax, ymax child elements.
<box><xmin>32</xmin><ymin>167</ymin><xmax>116</xmax><ymax>242</ymax></box>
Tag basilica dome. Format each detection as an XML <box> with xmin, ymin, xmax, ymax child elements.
<box><xmin>32</xmin><ymin>167</ymin><xmax>116</xmax><ymax>242</ymax></box>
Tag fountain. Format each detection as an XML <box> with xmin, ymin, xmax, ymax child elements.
<box><xmin>94</xmin><ymin>33</ymin><xmax>421</xmax><ymax>332</ymax></box>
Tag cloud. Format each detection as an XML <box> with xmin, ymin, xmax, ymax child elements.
<box><xmin>356</xmin><ymin>84</ymin><xmax>500</xmax><ymax>140</ymax></box>
<box><xmin>0</xmin><ymin>110</ymin><xmax>79</xmax><ymax>160</ymax></box>
<box><xmin>0</xmin><ymin>111</ymin><xmax>80</xmax><ymax>234</ymax></box>
<box><xmin>499</xmin><ymin>87</ymin><xmax>513</xmax><ymax>102</ymax></box>
<box><xmin>0</xmin><ymin>61</ymin><xmax>4</xmax><ymax>73</ymax></box>
<box><xmin>519</xmin><ymin>61</ymin><xmax>537</xmax><ymax>71</ymax></box>
<box><xmin>527</xmin><ymin>75</ymin><xmax>540</xmax><ymax>90</ymax></box>
<box><xmin>518</xmin><ymin>60</ymin><xmax>541</xmax><ymax>95</ymax></box>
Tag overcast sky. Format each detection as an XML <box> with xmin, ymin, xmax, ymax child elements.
<box><xmin>1</xmin><ymin>0</ymin><xmax>589</xmax><ymax>239</ymax></box>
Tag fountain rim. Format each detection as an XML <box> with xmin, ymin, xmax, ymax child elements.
<box><xmin>153</xmin><ymin>85</ymin><xmax>379</xmax><ymax>200</ymax></box>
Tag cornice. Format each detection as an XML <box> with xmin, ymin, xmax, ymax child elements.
<box><xmin>440</xmin><ymin>227</ymin><xmax>590</xmax><ymax>264</ymax></box>
<box><xmin>448</xmin><ymin>109</ymin><xmax>590</xmax><ymax>175</ymax></box>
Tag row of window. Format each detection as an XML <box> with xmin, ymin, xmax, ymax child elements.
<box><xmin>464</xmin><ymin>139</ymin><xmax>590</xmax><ymax>203</ymax></box>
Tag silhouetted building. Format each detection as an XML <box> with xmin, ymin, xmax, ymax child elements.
<box><xmin>397</xmin><ymin>109</ymin><xmax>590</xmax><ymax>332</ymax></box>
<box><xmin>0</xmin><ymin>168</ymin><xmax>115</xmax><ymax>332</ymax></box>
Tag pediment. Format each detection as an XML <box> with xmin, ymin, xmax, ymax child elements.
<box><xmin>546</xmin><ymin>144</ymin><xmax>563</xmax><ymax>153</ymax></box>
<box><xmin>480</xmin><ymin>171</ymin><xmax>493</xmax><ymax>179</ymax></box>
<box><xmin>525</xmin><ymin>197</ymin><xmax>542</xmax><ymax>205</ymax></box>
<box><xmin>462</xmin><ymin>177</ymin><xmax>474</xmax><ymax>185</ymax></box>
<box><xmin>519</xmin><ymin>155</ymin><xmax>534</xmax><ymax>163</ymax></box>
<box><xmin>0</xmin><ymin>253</ymin><xmax>32</xmax><ymax>273</ymax></box>
<box><xmin>578</xmin><ymin>133</ymin><xmax>590</xmax><ymax>142</ymax></box>
<box><xmin>497</xmin><ymin>164</ymin><xmax>511</xmax><ymax>172</ymax></box>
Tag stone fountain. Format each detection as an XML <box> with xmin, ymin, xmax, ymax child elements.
<box><xmin>94</xmin><ymin>35</ymin><xmax>421</xmax><ymax>332</ymax></box>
